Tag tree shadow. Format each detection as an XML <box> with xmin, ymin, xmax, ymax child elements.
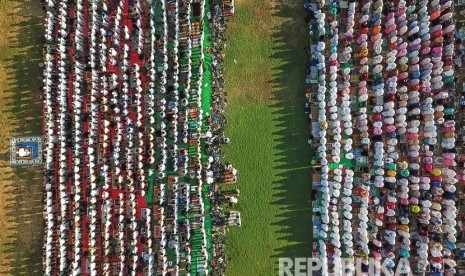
<box><xmin>0</xmin><ymin>0</ymin><xmax>45</xmax><ymax>274</ymax></box>
<box><xmin>268</xmin><ymin>0</ymin><xmax>313</xmax><ymax>266</ymax></box>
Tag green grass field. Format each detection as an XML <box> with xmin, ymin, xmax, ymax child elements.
<box><xmin>222</xmin><ymin>0</ymin><xmax>312</xmax><ymax>275</ymax></box>
<box><xmin>0</xmin><ymin>0</ymin><xmax>44</xmax><ymax>274</ymax></box>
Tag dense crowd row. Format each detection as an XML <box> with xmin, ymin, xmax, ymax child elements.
<box><xmin>41</xmin><ymin>0</ymin><xmax>236</xmax><ymax>275</ymax></box>
<box><xmin>306</xmin><ymin>0</ymin><xmax>459</xmax><ymax>274</ymax></box>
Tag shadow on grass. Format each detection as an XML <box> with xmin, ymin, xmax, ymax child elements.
<box><xmin>269</xmin><ymin>0</ymin><xmax>313</xmax><ymax>264</ymax></box>
<box><xmin>0</xmin><ymin>0</ymin><xmax>44</xmax><ymax>274</ymax></box>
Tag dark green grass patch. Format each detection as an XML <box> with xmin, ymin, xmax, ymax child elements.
<box><xmin>223</xmin><ymin>0</ymin><xmax>312</xmax><ymax>275</ymax></box>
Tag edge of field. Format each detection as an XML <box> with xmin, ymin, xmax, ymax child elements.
<box><xmin>223</xmin><ymin>0</ymin><xmax>312</xmax><ymax>275</ymax></box>
<box><xmin>0</xmin><ymin>0</ymin><xmax>44</xmax><ymax>274</ymax></box>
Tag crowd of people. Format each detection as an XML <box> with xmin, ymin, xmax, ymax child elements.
<box><xmin>41</xmin><ymin>0</ymin><xmax>236</xmax><ymax>275</ymax></box>
<box><xmin>305</xmin><ymin>0</ymin><xmax>459</xmax><ymax>274</ymax></box>
<box><xmin>205</xmin><ymin>1</ymin><xmax>246</xmax><ymax>273</ymax></box>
